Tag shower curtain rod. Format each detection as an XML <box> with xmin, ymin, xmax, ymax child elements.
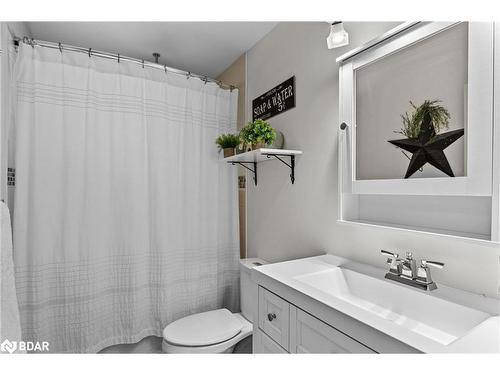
<box><xmin>13</xmin><ymin>36</ymin><xmax>236</xmax><ymax>91</ymax></box>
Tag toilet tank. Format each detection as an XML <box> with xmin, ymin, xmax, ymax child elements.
<box><xmin>239</xmin><ymin>258</ymin><xmax>267</xmax><ymax>323</ymax></box>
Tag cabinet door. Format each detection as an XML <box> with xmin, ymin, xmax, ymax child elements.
<box><xmin>258</xmin><ymin>287</ymin><xmax>290</xmax><ymax>351</ymax></box>
<box><xmin>254</xmin><ymin>329</ymin><xmax>289</xmax><ymax>353</ymax></box>
<box><xmin>289</xmin><ymin>306</ymin><xmax>376</xmax><ymax>353</ymax></box>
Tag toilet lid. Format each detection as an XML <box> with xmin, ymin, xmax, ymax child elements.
<box><xmin>163</xmin><ymin>309</ymin><xmax>243</xmax><ymax>346</ymax></box>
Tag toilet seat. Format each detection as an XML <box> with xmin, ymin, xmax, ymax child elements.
<box><xmin>162</xmin><ymin>311</ymin><xmax>252</xmax><ymax>353</ymax></box>
<box><xmin>163</xmin><ymin>308</ymin><xmax>243</xmax><ymax>346</ymax></box>
<box><xmin>162</xmin><ymin>258</ymin><xmax>266</xmax><ymax>353</ymax></box>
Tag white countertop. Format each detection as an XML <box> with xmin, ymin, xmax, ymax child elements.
<box><xmin>251</xmin><ymin>254</ymin><xmax>500</xmax><ymax>353</ymax></box>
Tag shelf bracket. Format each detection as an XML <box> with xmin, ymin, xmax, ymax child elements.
<box><xmin>266</xmin><ymin>154</ymin><xmax>296</xmax><ymax>184</ymax></box>
<box><xmin>229</xmin><ymin>161</ymin><xmax>257</xmax><ymax>186</ymax></box>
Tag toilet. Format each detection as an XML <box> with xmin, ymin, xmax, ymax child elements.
<box><xmin>162</xmin><ymin>258</ymin><xmax>266</xmax><ymax>353</ymax></box>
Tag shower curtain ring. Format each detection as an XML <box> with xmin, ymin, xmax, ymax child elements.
<box><xmin>25</xmin><ymin>37</ymin><xmax>35</xmax><ymax>48</ymax></box>
<box><xmin>117</xmin><ymin>53</ymin><xmax>120</xmax><ymax>63</ymax></box>
<box><xmin>58</xmin><ymin>43</ymin><xmax>63</xmax><ymax>53</ymax></box>
<box><xmin>186</xmin><ymin>72</ymin><xmax>191</xmax><ymax>80</ymax></box>
<box><xmin>22</xmin><ymin>37</ymin><xmax>35</xmax><ymax>48</ymax></box>
<box><xmin>164</xmin><ymin>64</ymin><xmax>167</xmax><ymax>74</ymax></box>
<box><xmin>88</xmin><ymin>48</ymin><xmax>92</xmax><ymax>58</ymax></box>
<box><xmin>203</xmin><ymin>76</ymin><xmax>208</xmax><ymax>85</ymax></box>
<box><xmin>142</xmin><ymin>59</ymin><xmax>145</xmax><ymax>68</ymax></box>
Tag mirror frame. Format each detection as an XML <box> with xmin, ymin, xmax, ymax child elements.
<box><xmin>339</xmin><ymin>22</ymin><xmax>494</xmax><ymax>196</ymax></box>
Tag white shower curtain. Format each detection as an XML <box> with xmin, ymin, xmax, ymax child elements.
<box><xmin>11</xmin><ymin>44</ymin><xmax>240</xmax><ymax>353</ymax></box>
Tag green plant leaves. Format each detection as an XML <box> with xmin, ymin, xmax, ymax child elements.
<box><xmin>215</xmin><ymin>133</ymin><xmax>240</xmax><ymax>149</ymax></box>
<box><xmin>397</xmin><ymin>100</ymin><xmax>451</xmax><ymax>139</ymax></box>
<box><xmin>240</xmin><ymin>119</ymin><xmax>277</xmax><ymax>146</ymax></box>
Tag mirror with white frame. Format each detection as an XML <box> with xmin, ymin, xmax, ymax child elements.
<box><xmin>355</xmin><ymin>22</ymin><xmax>467</xmax><ymax>181</ymax></box>
<box><xmin>339</xmin><ymin>22</ymin><xmax>494</xmax><ymax>196</ymax></box>
<box><xmin>338</xmin><ymin>21</ymin><xmax>498</xmax><ymax>241</ymax></box>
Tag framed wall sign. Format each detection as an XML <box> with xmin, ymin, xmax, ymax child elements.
<box><xmin>252</xmin><ymin>76</ymin><xmax>296</xmax><ymax>121</ymax></box>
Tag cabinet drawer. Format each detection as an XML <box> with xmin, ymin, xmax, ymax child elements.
<box><xmin>290</xmin><ymin>307</ymin><xmax>376</xmax><ymax>353</ymax></box>
<box><xmin>255</xmin><ymin>329</ymin><xmax>289</xmax><ymax>353</ymax></box>
<box><xmin>258</xmin><ymin>287</ymin><xmax>290</xmax><ymax>350</ymax></box>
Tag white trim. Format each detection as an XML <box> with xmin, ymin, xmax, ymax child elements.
<box><xmin>491</xmin><ymin>23</ymin><xmax>500</xmax><ymax>242</ymax></box>
<box><xmin>339</xmin><ymin>62</ymin><xmax>354</xmax><ymax>194</ymax></box>
<box><xmin>350</xmin><ymin>22</ymin><xmax>459</xmax><ymax>70</ymax></box>
<box><xmin>244</xmin><ymin>51</ymin><xmax>248</xmax><ymax>125</ymax></box>
<box><xmin>351</xmin><ymin>176</ymin><xmax>490</xmax><ymax>196</ymax></box>
<box><xmin>336</xmin><ymin>22</ymin><xmax>420</xmax><ymax>63</ymax></box>
<box><xmin>338</xmin><ymin>71</ymin><xmax>345</xmax><ymax>221</ymax></box>
<box><xmin>337</xmin><ymin>219</ymin><xmax>499</xmax><ymax>247</ymax></box>
<box><xmin>244</xmin><ymin>50</ymin><xmax>249</xmax><ymax>258</ymax></box>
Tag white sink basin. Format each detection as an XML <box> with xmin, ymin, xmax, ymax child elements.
<box><xmin>294</xmin><ymin>267</ymin><xmax>491</xmax><ymax>346</ymax></box>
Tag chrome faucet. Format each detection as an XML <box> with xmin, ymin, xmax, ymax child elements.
<box><xmin>400</xmin><ymin>252</ymin><xmax>417</xmax><ymax>279</ymax></box>
<box><xmin>380</xmin><ymin>250</ymin><xmax>444</xmax><ymax>291</ymax></box>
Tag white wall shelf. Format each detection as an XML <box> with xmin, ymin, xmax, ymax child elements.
<box><xmin>224</xmin><ymin>148</ymin><xmax>303</xmax><ymax>186</ymax></box>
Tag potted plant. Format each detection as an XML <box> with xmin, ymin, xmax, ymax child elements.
<box><xmin>396</xmin><ymin>99</ymin><xmax>450</xmax><ymax>139</ymax></box>
<box><xmin>215</xmin><ymin>133</ymin><xmax>240</xmax><ymax>158</ymax></box>
<box><xmin>239</xmin><ymin>119</ymin><xmax>277</xmax><ymax>150</ymax></box>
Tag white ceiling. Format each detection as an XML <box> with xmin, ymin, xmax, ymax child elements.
<box><xmin>25</xmin><ymin>22</ymin><xmax>277</xmax><ymax>78</ymax></box>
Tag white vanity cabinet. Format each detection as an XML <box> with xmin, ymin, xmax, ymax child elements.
<box><xmin>254</xmin><ymin>327</ymin><xmax>289</xmax><ymax>353</ymax></box>
<box><xmin>289</xmin><ymin>307</ymin><xmax>374</xmax><ymax>353</ymax></box>
<box><xmin>258</xmin><ymin>287</ymin><xmax>290</xmax><ymax>350</ymax></box>
<box><xmin>255</xmin><ymin>286</ymin><xmax>377</xmax><ymax>353</ymax></box>
<box><xmin>251</xmin><ymin>255</ymin><xmax>499</xmax><ymax>353</ymax></box>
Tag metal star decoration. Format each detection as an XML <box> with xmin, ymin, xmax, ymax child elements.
<box><xmin>388</xmin><ymin>113</ymin><xmax>464</xmax><ymax>179</ymax></box>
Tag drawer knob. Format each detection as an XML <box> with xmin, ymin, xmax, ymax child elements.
<box><xmin>267</xmin><ymin>313</ymin><xmax>276</xmax><ymax>322</ymax></box>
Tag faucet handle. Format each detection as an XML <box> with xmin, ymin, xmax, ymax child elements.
<box><xmin>417</xmin><ymin>260</ymin><xmax>444</xmax><ymax>290</ymax></box>
<box><xmin>421</xmin><ymin>259</ymin><xmax>445</xmax><ymax>269</ymax></box>
<box><xmin>381</xmin><ymin>249</ymin><xmax>399</xmax><ymax>258</ymax></box>
<box><xmin>381</xmin><ymin>250</ymin><xmax>401</xmax><ymax>275</ymax></box>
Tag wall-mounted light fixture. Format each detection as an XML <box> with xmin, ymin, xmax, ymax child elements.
<box><xmin>326</xmin><ymin>21</ymin><xmax>349</xmax><ymax>49</ymax></box>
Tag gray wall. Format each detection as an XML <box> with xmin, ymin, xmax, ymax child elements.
<box><xmin>245</xmin><ymin>22</ymin><xmax>500</xmax><ymax>298</ymax></box>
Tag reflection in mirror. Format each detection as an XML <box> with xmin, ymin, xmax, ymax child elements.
<box><xmin>355</xmin><ymin>22</ymin><xmax>468</xmax><ymax>180</ymax></box>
